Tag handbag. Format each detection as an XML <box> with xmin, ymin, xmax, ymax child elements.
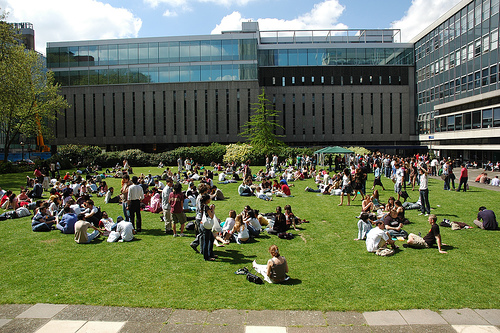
<box><xmin>201</xmin><ymin>213</ymin><xmax>214</xmax><ymax>229</ymax></box>
<box><xmin>246</xmin><ymin>273</ymin><xmax>264</xmax><ymax>284</ymax></box>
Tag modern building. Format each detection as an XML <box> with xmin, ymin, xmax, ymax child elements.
<box><xmin>45</xmin><ymin>0</ymin><xmax>500</xmax><ymax>161</ymax></box>
<box><xmin>414</xmin><ymin>0</ymin><xmax>500</xmax><ymax>162</ymax></box>
<box><xmin>46</xmin><ymin>23</ymin><xmax>416</xmax><ymax>153</ymax></box>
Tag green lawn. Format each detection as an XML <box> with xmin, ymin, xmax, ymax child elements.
<box><xmin>0</xmin><ymin>166</ymin><xmax>499</xmax><ymax>311</ymax></box>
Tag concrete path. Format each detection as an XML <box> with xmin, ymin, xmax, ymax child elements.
<box><xmin>0</xmin><ymin>303</ymin><xmax>499</xmax><ymax>332</ymax></box>
<box><xmin>429</xmin><ymin>167</ymin><xmax>500</xmax><ymax>192</ymax></box>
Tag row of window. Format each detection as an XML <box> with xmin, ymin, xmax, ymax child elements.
<box><xmin>418</xmin><ymin>107</ymin><xmax>500</xmax><ymax>134</ymax></box>
<box><xmin>415</xmin><ymin>0</ymin><xmax>500</xmax><ymax>60</ymax></box>
<box><xmin>416</xmin><ymin>29</ymin><xmax>498</xmax><ymax>83</ymax></box>
<box><xmin>259</xmin><ymin>47</ymin><xmax>413</xmax><ymax>67</ymax></box>
<box><xmin>53</xmin><ymin>64</ymin><xmax>258</xmax><ymax>86</ymax></box>
<box><xmin>46</xmin><ymin>39</ymin><xmax>257</xmax><ymax>68</ymax></box>
<box><xmin>273</xmin><ymin>75</ymin><xmax>403</xmax><ymax>86</ymax></box>
<box><xmin>417</xmin><ymin>64</ymin><xmax>498</xmax><ymax>105</ymax></box>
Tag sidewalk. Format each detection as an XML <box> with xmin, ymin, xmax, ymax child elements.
<box><xmin>0</xmin><ymin>303</ymin><xmax>499</xmax><ymax>332</ymax></box>
<box><xmin>430</xmin><ymin>167</ymin><xmax>500</xmax><ymax>192</ymax></box>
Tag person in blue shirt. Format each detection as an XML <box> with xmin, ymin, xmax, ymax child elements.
<box><xmin>56</xmin><ymin>205</ymin><xmax>78</xmax><ymax>234</ymax></box>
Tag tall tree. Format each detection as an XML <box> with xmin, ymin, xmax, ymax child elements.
<box><xmin>0</xmin><ymin>11</ymin><xmax>69</xmax><ymax>161</ymax></box>
<box><xmin>240</xmin><ymin>88</ymin><xmax>285</xmax><ymax>153</ymax></box>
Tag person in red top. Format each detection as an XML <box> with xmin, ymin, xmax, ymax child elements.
<box><xmin>169</xmin><ymin>182</ymin><xmax>187</xmax><ymax>237</ymax></box>
<box><xmin>457</xmin><ymin>163</ymin><xmax>468</xmax><ymax>192</ymax></box>
<box><xmin>281</xmin><ymin>182</ymin><xmax>291</xmax><ymax>196</ymax></box>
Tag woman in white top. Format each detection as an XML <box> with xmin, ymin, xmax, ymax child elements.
<box><xmin>338</xmin><ymin>168</ymin><xmax>352</xmax><ymax>206</ymax></box>
<box><xmin>233</xmin><ymin>214</ymin><xmax>249</xmax><ymax>244</ymax></box>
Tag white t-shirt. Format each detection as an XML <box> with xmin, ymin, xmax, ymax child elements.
<box><xmin>491</xmin><ymin>177</ymin><xmax>500</xmax><ymax>186</ymax></box>
<box><xmin>366</xmin><ymin>227</ymin><xmax>389</xmax><ymax>252</ymax></box>
<box><xmin>117</xmin><ymin>221</ymin><xmax>134</xmax><ymax>242</ymax></box>
<box><xmin>222</xmin><ymin>217</ymin><xmax>236</xmax><ymax>232</ymax></box>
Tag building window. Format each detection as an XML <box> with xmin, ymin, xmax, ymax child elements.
<box><xmin>122</xmin><ymin>93</ymin><xmax>126</xmax><ymax>136</ymax></box>
<box><xmin>112</xmin><ymin>93</ymin><xmax>116</xmax><ymax>137</ymax></box>
<box><xmin>331</xmin><ymin>94</ymin><xmax>335</xmax><ymax>134</ymax></box>
<box><xmin>390</xmin><ymin>93</ymin><xmax>393</xmax><ymax>134</ymax></box>
<box><xmin>143</xmin><ymin>91</ymin><xmax>147</xmax><ymax>136</ymax></box>
<box><xmin>173</xmin><ymin>91</ymin><xmax>176</xmax><ymax>135</ymax></box>
<box><xmin>468</xmin><ymin>43</ymin><xmax>474</xmax><ymax>60</ymax></box>
<box><xmin>92</xmin><ymin>94</ymin><xmax>96</xmax><ymax>137</ymax></box>
<box><xmin>73</xmin><ymin>94</ymin><xmax>77</xmax><ymax>137</ymax></box>
<box><xmin>184</xmin><ymin>90</ymin><xmax>188</xmax><ymax>136</ymax></box>
<box><xmin>292</xmin><ymin>93</ymin><xmax>296</xmax><ymax>135</ymax></box>
<box><xmin>215</xmin><ymin>89</ymin><xmax>219</xmax><ymax>135</ymax></box>
<box><xmin>482</xmin><ymin>68</ymin><xmax>489</xmax><ymax>86</ymax></box>
<box><xmin>163</xmin><ymin>91</ymin><xmax>167</xmax><ymax>136</ymax></box>
<box><xmin>399</xmin><ymin>93</ymin><xmax>403</xmax><ymax>134</ymax></box>
<box><xmin>237</xmin><ymin>89</ymin><xmax>240</xmax><ymax>133</ymax></box>
<box><xmin>205</xmin><ymin>90</ymin><xmax>208</xmax><ymax>135</ymax></box>
<box><xmin>152</xmin><ymin>91</ymin><xmax>156</xmax><ymax>136</ymax></box>
<box><xmin>226</xmin><ymin>89</ymin><xmax>230</xmax><ymax>135</ymax></box>
<box><xmin>380</xmin><ymin>93</ymin><xmax>383</xmax><ymax>134</ymax></box>
<box><xmin>341</xmin><ymin>93</ymin><xmax>345</xmax><ymax>135</ymax></box>
<box><xmin>491</xmin><ymin>65</ymin><xmax>498</xmax><ymax>84</ymax></box>
<box><xmin>83</xmin><ymin>94</ymin><xmax>86</xmax><ymax>137</ymax></box>
<box><xmin>322</xmin><ymin>93</ymin><xmax>325</xmax><ymax>135</ymax></box>
<box><xmin>132</xmin><ymin>92</ymin><xmax>136</xmax><ymax>136</ymax></box>
<box><xmin>475</xmin><ymin>39</ymin><xmax>481</xmax><ymax>56</ymax></box>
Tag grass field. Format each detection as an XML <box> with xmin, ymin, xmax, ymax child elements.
<box><xmin>0</xmin><ymin>166</ymin><xmax>499</xmax><ymax>311</ymax></box>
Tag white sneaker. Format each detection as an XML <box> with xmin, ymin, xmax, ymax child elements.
<box><xmin>424</xmin><ymin>213</ymin><xmax>429</xmax><ymax>216</ymax></box>
<box><xmin>173</xmin><ymin>233</ymin><xmax>179</xmax><ymax>237</ymax></box>
<box><xmin>418</xmin><ymin>213</ymin><xmax>424</xmax><ymax>216</ymax></box>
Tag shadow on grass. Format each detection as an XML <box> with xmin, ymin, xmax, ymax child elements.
<box><xmin>279</xmin><ymin>278</ymin><xmax>302</xmax><ymax>286</ymax></box>
<box><xmin>216</xmin><ymin>249</ymin><xmax>256</xmax><ymax>265</ymax></box>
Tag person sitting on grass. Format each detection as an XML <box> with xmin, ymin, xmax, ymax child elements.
<box><xmin>253</xmin><ymin>244</ymin><xmax>289</xmax><ymax>284</ymax></box>
<box><xmin>32</xmin><ymin>204</ymin><xmax>56</xmax><ymax>232</ymax></box>
<box><xmin>404</xmin><ymin>214</ymin><xmax>447</xmax><ymax>253</ymax></box>
<box><xmin>354</xmin><ymin>212</ymin><xmax>373</xmax><ymax>241</ymax></box>
<box><xmin>74</xmin><ymin>213</ymin><xmax>102</xmax><ymax>244</ymax></box>
<box><xmin>245</xmin><ymin>209</ymin><xmax>262</xmax><ymax>237</ymax></box>
<box><xmin>366</xmin><ymin>220</ymin><xmax>399</xmax><ymax>253</ymax></box>
<box><xmin>383</xmin><ymin>206</ymin><xmax>409</xmax><ymax>239</ymax></box>
<box><xmin>266</xmin><ymin>206</ymin><xmax>289</xmax><ymax>235</ymax></box>
<box><xmin>255</xmin><ymin>186</ymin><xmax>272</xmax><ymax>201</ymax></box>
<box><xmin>56</xmin><ymin>205</ymin><xmax>78</xmax><ymax>234</ymax></box>
<box><xmin>473</xmin><ymin>206</ymin><xmax>498</xmax><ymax>230</ymax></box>
<box><xmin>238</xmin><ymin>178</ymin><xmax>253</xmax><ymax>196</ymax></box>
<box><xmin>107</xmin><ymin>216</ymin><xmax>136</xmax><ymax>242</ymax></box>
<box><xmin>233</xmin><ymin>214</ymin><xmax>250</xmax><ymax>244</ymax></box>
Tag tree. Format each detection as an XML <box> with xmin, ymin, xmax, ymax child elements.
<box><xmin>239</xmin><ymin>88</ymin><xmax>285</xmax><ymax>154</ymax></box>
<box><xmin>0</xmin><ymin>11</ymin><xmax>69</xmax><ymax>161</ymax></box>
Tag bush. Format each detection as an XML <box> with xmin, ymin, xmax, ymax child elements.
<box><xmin>0</xmin><ymin>161</ymin><xmax>19</xmax><ymax>174</ymax></box>
<box><xmin>57</xmin><ymin>145</ymin><xmax>102</xmax><ymax>165</ymax></box>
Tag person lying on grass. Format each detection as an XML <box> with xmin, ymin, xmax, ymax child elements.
<box><xmin>404</xmin><ymin>214</ymin><xmax>447</xmax><ymax>254</ymax></box>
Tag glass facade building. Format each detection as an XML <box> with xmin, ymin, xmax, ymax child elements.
<box><xmin>47</xmin><ymin>23</ymin><xmax>418</xmax><ymax>151</ymax></box>
<box><xmin>414</xmin><ymin>0</ymin><xmax>500</xmax><ymax>161</ymax></box>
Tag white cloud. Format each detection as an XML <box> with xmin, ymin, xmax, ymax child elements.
<box><xmin>144</xmin><ymin>0</ymin><xmax>255</xmax><ymax>8</ymax></box>
<box><xmin>391</xmin><ymin>0</ymin><xmax>463</xmax><ymax>42</ymax></box>
<box><xmin>211</xmin><ymin>0</ymin><xmax>347</xmax><ymax>34</ymax></box>
<box><xmin>0</xmin><ymin>0</ymin><xmax>142</xmax><ymax>54</ymax></box>
<box><xmin>163</xmin><ymin>9</ymin><xmax>178</xmax><ymax>17</ymax></box>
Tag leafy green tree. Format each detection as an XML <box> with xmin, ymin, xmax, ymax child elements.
<box><xmin>0</xmin><ymin>11</ymin><xmax>69</xmax><ymax>161</ymax></box>
<box><xmin>240</xmin><ymin>88</ymin><xmax>285</xmax><ymax>153</ymax></box>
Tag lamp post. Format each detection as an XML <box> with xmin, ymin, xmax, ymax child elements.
<box><xmin>20</xmin><ymin>141</ymin><xmax>25</xmax><ymax>161</ymax></box>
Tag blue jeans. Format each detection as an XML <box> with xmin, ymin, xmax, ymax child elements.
<box><xmin>200</xmin><ymin>225</ymin><xmax>214</xmax><ymax>260</ymax></box>
<box><xmin>122</xmin><ymin>202</ymin><xmax>130</xmax><ymax>221</ymax></box>
<box><xmin>86</xmin><ymin>230</ymin><xmax>100</xmax><ymax>243</ymax></box>
<box><xmin>419</xmin><ymin>189</ymin><xmax>430</xmax><ymax>214</ymax></box>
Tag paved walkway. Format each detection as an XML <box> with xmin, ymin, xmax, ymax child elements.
<box><xmin>0</xmin><ymin>303</ymin><xmax>499</xmax><ymax>332</ymax></box>
<box><xmin>428</xmin><ymin>167</ymin><xmax>500</xmax><ymax>192</ymax></box>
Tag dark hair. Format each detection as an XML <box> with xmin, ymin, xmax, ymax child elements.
<box><xmin>173</xmin><ymin>182</ymin><xmax>182</xmax><ymax>193</ymax></box>
<box><xmin>359</xmin><ymin>212</ymin><xmax>369</xmax><ymax>221</ymax></box>
<box><xmin>78</xmin><ymin>213</ymin><xmax>85</xmax><ymax>220</ymax></box>
<box><xmin>131</xmin><ymin>176</ymin><xmax>139</xmax><ymax>184</ymax></box>
<box><xmin>201</xmin><ymin>193</ymin><xmax>211</xmax><ymax>204</ymax></box>
<box><xmin>479</xmin><ymin>206</ymin><xmax>487</xmax><ymax>211</ymax></box>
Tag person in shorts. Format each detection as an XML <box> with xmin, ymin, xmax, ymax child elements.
<box><xmin>405</xmin><ymin>214</ymin><xmax>447</xmax><ymax>253</ymax></box>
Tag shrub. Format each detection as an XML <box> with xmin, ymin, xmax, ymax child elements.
<box><xmin>57</xmin><ymin>145</ymin><xmax>102</xmax><ymax>165</ymax></box>
<box><xmin>223</xmin><ymin>143</ymin><xmax>253</xmax><ymax>165</ymax></box>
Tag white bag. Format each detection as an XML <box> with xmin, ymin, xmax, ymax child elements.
<box><xmin>15</xmin><ymin>207</ymin><xmax>31</xmax><ymax>217</ymax></box>
<box><xmin>202</xmin><ymin>213</ymin><xmax>214</xmax><ymax>229</ymax></box>
<box><xmin>212</xmin><ymin>215</ymin><xmax>222</xmax><ymax>233</ymax></box>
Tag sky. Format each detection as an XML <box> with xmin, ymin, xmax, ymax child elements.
<box><xmin>0</xmin><ymin>0</ymin><xmax>463</xmax><ymax>54</ymax></box>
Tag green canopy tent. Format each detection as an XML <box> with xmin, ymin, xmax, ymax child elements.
<box><xmin>314</xmin><ymin>146</ymin><xmax>354</xmax><ymax>169</ymax></box>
